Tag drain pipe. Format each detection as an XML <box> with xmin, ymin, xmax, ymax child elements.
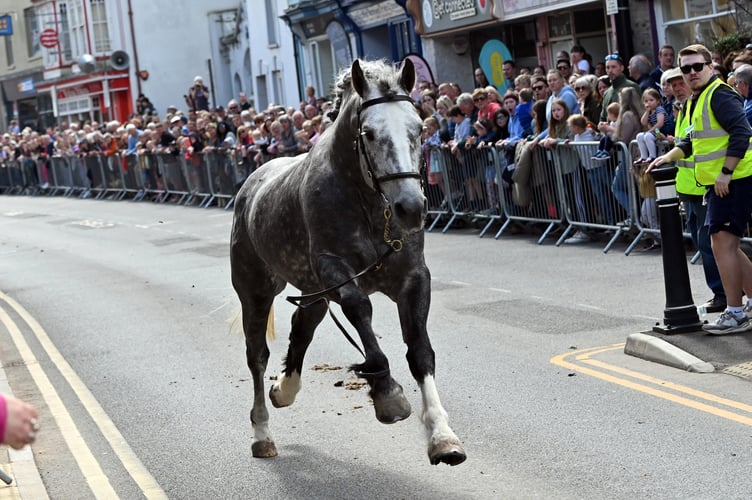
<box><xmin>127</xmin><ymin>0</ymin><xmax>142</xmax><ymax>96</ymax></box>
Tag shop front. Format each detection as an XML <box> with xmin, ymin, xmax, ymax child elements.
<box><xmin>1</xmin><ymin>72</ymin><xmax>54</xmax><ymax>133</ymax></box>
<box><xmin>406</xmin><ymin>0</ymin><xmax>614</xmax><ymax>90</ymax></box>
<box><xmin>36</xmin><ymin>72</ymin><xmax>132</xmax><ymax>127</ymax></box>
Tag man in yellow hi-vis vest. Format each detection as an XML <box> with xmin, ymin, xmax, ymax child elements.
<box><xmin>663</xmin><ymin>67</ymin><xmax>726</xmax><ymax>314</ymax></box>
<box><xmin>650</xmin><ymin>44</ymin><xmax>752</xmax><ymax>335</ymax></box>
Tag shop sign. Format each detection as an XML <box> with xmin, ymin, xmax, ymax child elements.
<box><xmin>418</xmin><ymin>0</ymin><xmax>497</xmax><ymax>35</ymax></box>
<box><xmin>349</xmin><ymin>1</ymin><xmax>405</xmax><ymax>29</ymax></box>
<box><xmin>17</xmin><ymin>78</ymin><xmax>35</xmax><ymax>94</ymax></box>
<box><xmin>39</xmin><ymin>29</ymin><xmax>59</xmax><ymax>48</ymax></box>
<box><xmin>479</xmin><ymin>39</ymin><xmax>513</xmax><ymax>94</ymax></box>
<box><xmin>57</xmin><ymin>81</ymin><xmax>103</xmax><ymax>100</ymax></box>
<box><xmin>0</xmin><ymin>15</ymin><xmax>12</xmax><ymax>36</ymax></box>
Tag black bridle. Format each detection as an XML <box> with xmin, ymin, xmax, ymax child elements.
<box><xmin>355</xmin><ymin>94</ymin><xmax>423</xmax><ymax>198</ymax></box>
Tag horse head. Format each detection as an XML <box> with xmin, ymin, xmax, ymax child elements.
<box><xmin>347</xmin><ymin>59</ymin><xmax>427</xmax><ymax>235</ymax></box>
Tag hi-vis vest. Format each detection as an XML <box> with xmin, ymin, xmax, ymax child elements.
<box><xmin>690</xmin><ymin>77</ymin><xmax>752</xmax><ymax>185</ymax></box>
<box><xmin>674</xmin><ymin>102</ymin><xmax>704</xmax><ymax>195</ymax></box>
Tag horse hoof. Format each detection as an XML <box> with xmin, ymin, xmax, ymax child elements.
<box><xmin>252</xmin><ymin>440</ymin><xmax>278</xmax><ymax>458</ymax></box>
<box><xmin>269</xmin><ymin>385</ymin><xmax>292</xmax><ymax>408</ymax></box>
<box><xmin>428</xmin><ymin>440</ymin><xmax>467</xmax><ymax>466</ymax></box>
<box><xmin>373</xmin><ymin>390</ymin><xmax>412</xmax><ymax>424</ymax></box>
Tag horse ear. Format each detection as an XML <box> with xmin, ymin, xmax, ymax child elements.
<box><xmin>400</xmin><ymin>58</ymin><xmax>416</xmax><ymax>94</ymax></box>
<box><xmin>351</xmin><ymin>59</ymin><xmax>366</xmax><ymax>97</ymax></box>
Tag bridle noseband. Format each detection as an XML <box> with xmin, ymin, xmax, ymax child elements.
<box><xmin>354</xmin><ymin>94</ymin><xmax>423</xmax><ymax>199</ymax></box>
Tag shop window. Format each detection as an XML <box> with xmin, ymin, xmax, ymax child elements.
<box><xmin>90</xmin><ymin>0</ymin><xmax>111</xmax><ymax>53</ymax></box>
<box><xmin>510</xmin><ymin>22</ymin><xmax>537</xmax><ymax>59</ymax></box>
<box><xmin>24</xmin><ymin>7</ymin><xmax>41</xmax><ymax>58</ymax></box>
<box><xmin>548</xmin><ymin>15</ymin><xmax>571</xmax><ymax>38</ymax></box>
<box><xmin>573</xmin><ymin>9</ymin><xmax>606</xmax><ymax>33</ymax></box>
<box><xmin>662</xmin><ymin>0</ymin><xmax>736</xmax><ymax>49</ymax></box>
<box><xmin>4</xmin><ymin>34</ymin><xmax>13</xmax><ymax>67</ymax></box>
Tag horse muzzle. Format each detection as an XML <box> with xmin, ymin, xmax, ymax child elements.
<box><xmin>392</xmin><ymin>194</ymin><xmax>427</xmax><ymax>233</ymax></box>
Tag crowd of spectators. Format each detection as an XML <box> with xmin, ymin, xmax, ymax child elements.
<box><xmin>1</xmin><ymin>43</ymin><xmax>751</xmax><ymax>203</ymax></box>
<box><xmin>0</xmin><ymin>77</ymin><xmax>332</xmax><ymax>196</ymax></box>
<box><xmin>417</xmin><ymin>42</ymin><xmax>752</xmax><ymax>242</ymax></box>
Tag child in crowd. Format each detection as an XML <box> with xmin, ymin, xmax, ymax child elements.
<box><xmin>473</xmin><ymin>118</ymin><xmax>499</xmax><ymax>213</ymax></box>
<box><xmin>421</xmin><ymin>116</ymin><xmax>444</xmax><ymax>194</ymax></box>
<box><xmin>568</xmin><ymin>114</ymin><xmax>615</xmax><ymax>228</ymax></box>
<box><xmin>517</xmin><ymin>88</ymin><xmax>534</xmax><ymax>137</ymax></box>
<box><xmin>634</xmin><ymin>88</ymin><xmax>668</xmax><ymax>165</ymax></box>
<box><xmin>630</xmin><ymin>154</ymin><xmax>661</xmax><ymax>250</ymax></box>
<box><xmin>591</xmin><ymin>102</ymin><xmax>620</xmax><ymax>161</ymax></box>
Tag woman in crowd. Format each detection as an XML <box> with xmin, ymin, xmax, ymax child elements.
<box><xmin>436</xmin><ymin>95</ymin><xmax>454</xmax><ymax>144</ymax></box>
<box><xmin>609</xmin><ymin>87</ymin><xmax>643</xmax><ymax>221</ymax></box>
<box><xmin>574</xmin><ymin>75</ymin><xmax>601</xmax><ymax>125</ymax></box>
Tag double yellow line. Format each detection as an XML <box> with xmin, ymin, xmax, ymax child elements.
<box><xmin>0</xmin><ymin>290</ymin><xmax>167</xmax><ymax>499</ymax></box>
<box><xmin>551</xmin><ymin>344</ymin><xmax>752</xmax><ymax>426</ymax></box>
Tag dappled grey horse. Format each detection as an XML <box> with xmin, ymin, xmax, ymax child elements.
<box><xmin>230</xmin><ymin>59</ymin><xmax>466</xmax><ymax>465</ymax></box>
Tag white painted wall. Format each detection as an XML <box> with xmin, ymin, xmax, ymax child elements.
<box><xmin>244</xmin><ymin>0</ymin><xmax>298</xmax><ymax>110</ymax></box>
<box><xmin>126</xmin><ymin>0</ymin><xmax>240</xmax><ymax>116</ymax></box>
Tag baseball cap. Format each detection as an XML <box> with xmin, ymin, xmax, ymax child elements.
<box><xmin>661</xmin><ymin>67</ymin><xmax>683</xmax><ymax>85</ymax></box>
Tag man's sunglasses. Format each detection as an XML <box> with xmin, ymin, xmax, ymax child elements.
<box><xmin>604</xmin><ymin>54</ymin><xmax>621</xmax><ymax>62</ymax></box>
<box><xmin>532</xmin><ymin>85</ymin><xmax>545</xmax><ymax>90</ymax></box>
<box><xmin>680</xmin><ymin>62</ymin><xmax>709</xmax><ymax>74</ymax></box>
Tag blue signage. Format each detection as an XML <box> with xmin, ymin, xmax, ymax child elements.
<box><xmin>479</xmin><ymin>40</ymin><xmax>514</xmax><ymax>95</ymax></box>
<box><xmin>0</xmin><ymin>15</ymin><xmax>12</xmax><ymax>36</ymax></box>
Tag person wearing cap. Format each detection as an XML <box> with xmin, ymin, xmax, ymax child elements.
<box><xmin>187</xmin><ymin>76</ymin><xmax>210</xmax><ymax>111</ymax></box>
<box><xmin>660</xmin><ymin>66</ymin><xmax>726</xmax><ymax>314</ymax></box>
<box><xmin>598</xmin><ymin>53</ymin><xmax>641</xmax><ymax>122</ymax></box>
<box><xmin>649</xmin><ymin>44</ymin><xmax>752</xmax><ymax>334</ymax></box>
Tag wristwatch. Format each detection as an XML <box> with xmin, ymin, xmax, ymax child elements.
<box><xmin>721</xmin><ymin>166</ymin><xmax>734</xmax><ymax>175</ymax></box>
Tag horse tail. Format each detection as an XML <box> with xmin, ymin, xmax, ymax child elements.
<box><xmin>266</xmin><ymin>304</ymin><xmax>276</xmax><ymax>341</ymax></box>
<box><xmin>227</xmin><ymin>304</ymin><xmax>276</xmax><ymax>342</ymax></box>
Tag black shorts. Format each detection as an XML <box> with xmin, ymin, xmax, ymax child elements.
<box><xmin>705</xmin><ymin>175</ymin><xmax>752</xmax><ymax>237</ymax></box>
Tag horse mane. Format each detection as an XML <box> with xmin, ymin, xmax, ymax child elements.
<box><xmin>326</xmin><ymin>59</ymin><xmax>404</xmax><ymax>123</ymax></box>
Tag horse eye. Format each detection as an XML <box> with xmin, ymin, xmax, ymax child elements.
<box><xmin>363</xmin><ymin>129</ymin><xmax>375</xmax><ymax>141</ymax></box>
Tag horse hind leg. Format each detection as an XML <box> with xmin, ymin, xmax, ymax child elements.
<box><xmin>239</xmin><ymin>295</ymin><xmax>278</xmax><ymax>458</ymax></box>
<box><xmin>269</xmin><ymin>299</ymin><xmax>328</xmax><ymax>408</ymax></box>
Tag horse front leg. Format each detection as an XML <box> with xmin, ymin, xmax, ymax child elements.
<box><xmin>398</xmin><ymin>268</ymin><xmax>466</xmax><ymax>466</ymax></box>
<box><xmin>338</xmin><ymin>282</ymin><xmax>412</xmax><ymax>423</ymax></box>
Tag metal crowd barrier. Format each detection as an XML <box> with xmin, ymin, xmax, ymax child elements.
<box><xmin>549</xmin><ymin>141</ymin><xmax>636</xmax><ymax>252</ymax></box>
<box><xmin>2</xmin><ymin>150</ymin><xmax>255</xmax><ymax>210</ymax></box>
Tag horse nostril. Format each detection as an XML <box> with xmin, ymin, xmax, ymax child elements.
<box><xmin>394</xmin><ymin>197</ymin><xmax>426</xmax><ymax>228</ymax></box>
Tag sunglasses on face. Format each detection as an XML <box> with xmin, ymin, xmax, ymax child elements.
<box><xmin>557</xmin><ymin>65</ymin><xmax>570</xmax><ymax>70</ymax></box>
<box><xmin>473</xmin><ymin>96</ymin><xmax>487</xmax><ymax>102</ymax></box>
<box><xmin>680</xmin><ymin>62</ymin><xmax>709</xmax><ymax>74</ymax></box>
<box><xmin>575</xmin><ymin>86</ymin><xmax>587</xmax><ymax>91</ymax></box>
<box><xmin>533</xmin><ymin>85</ymin><xmax>545</xmax><ymax>90</ymax></box>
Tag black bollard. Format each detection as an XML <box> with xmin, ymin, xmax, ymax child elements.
<box><xmin>650</xmin><ymin>166</ymin><xmax>703</xmax><ymax>334</ymax></box>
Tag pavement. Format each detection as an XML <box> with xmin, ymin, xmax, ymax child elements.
<box><xmin>0</xmin><ymin>364</ymin><xmax>49</xmax><ymax>500</ymax></box>
<box><xmin>625</xmin><ymin>315</ymin><xmax>752</xmax><ymax>380</ymax></box>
